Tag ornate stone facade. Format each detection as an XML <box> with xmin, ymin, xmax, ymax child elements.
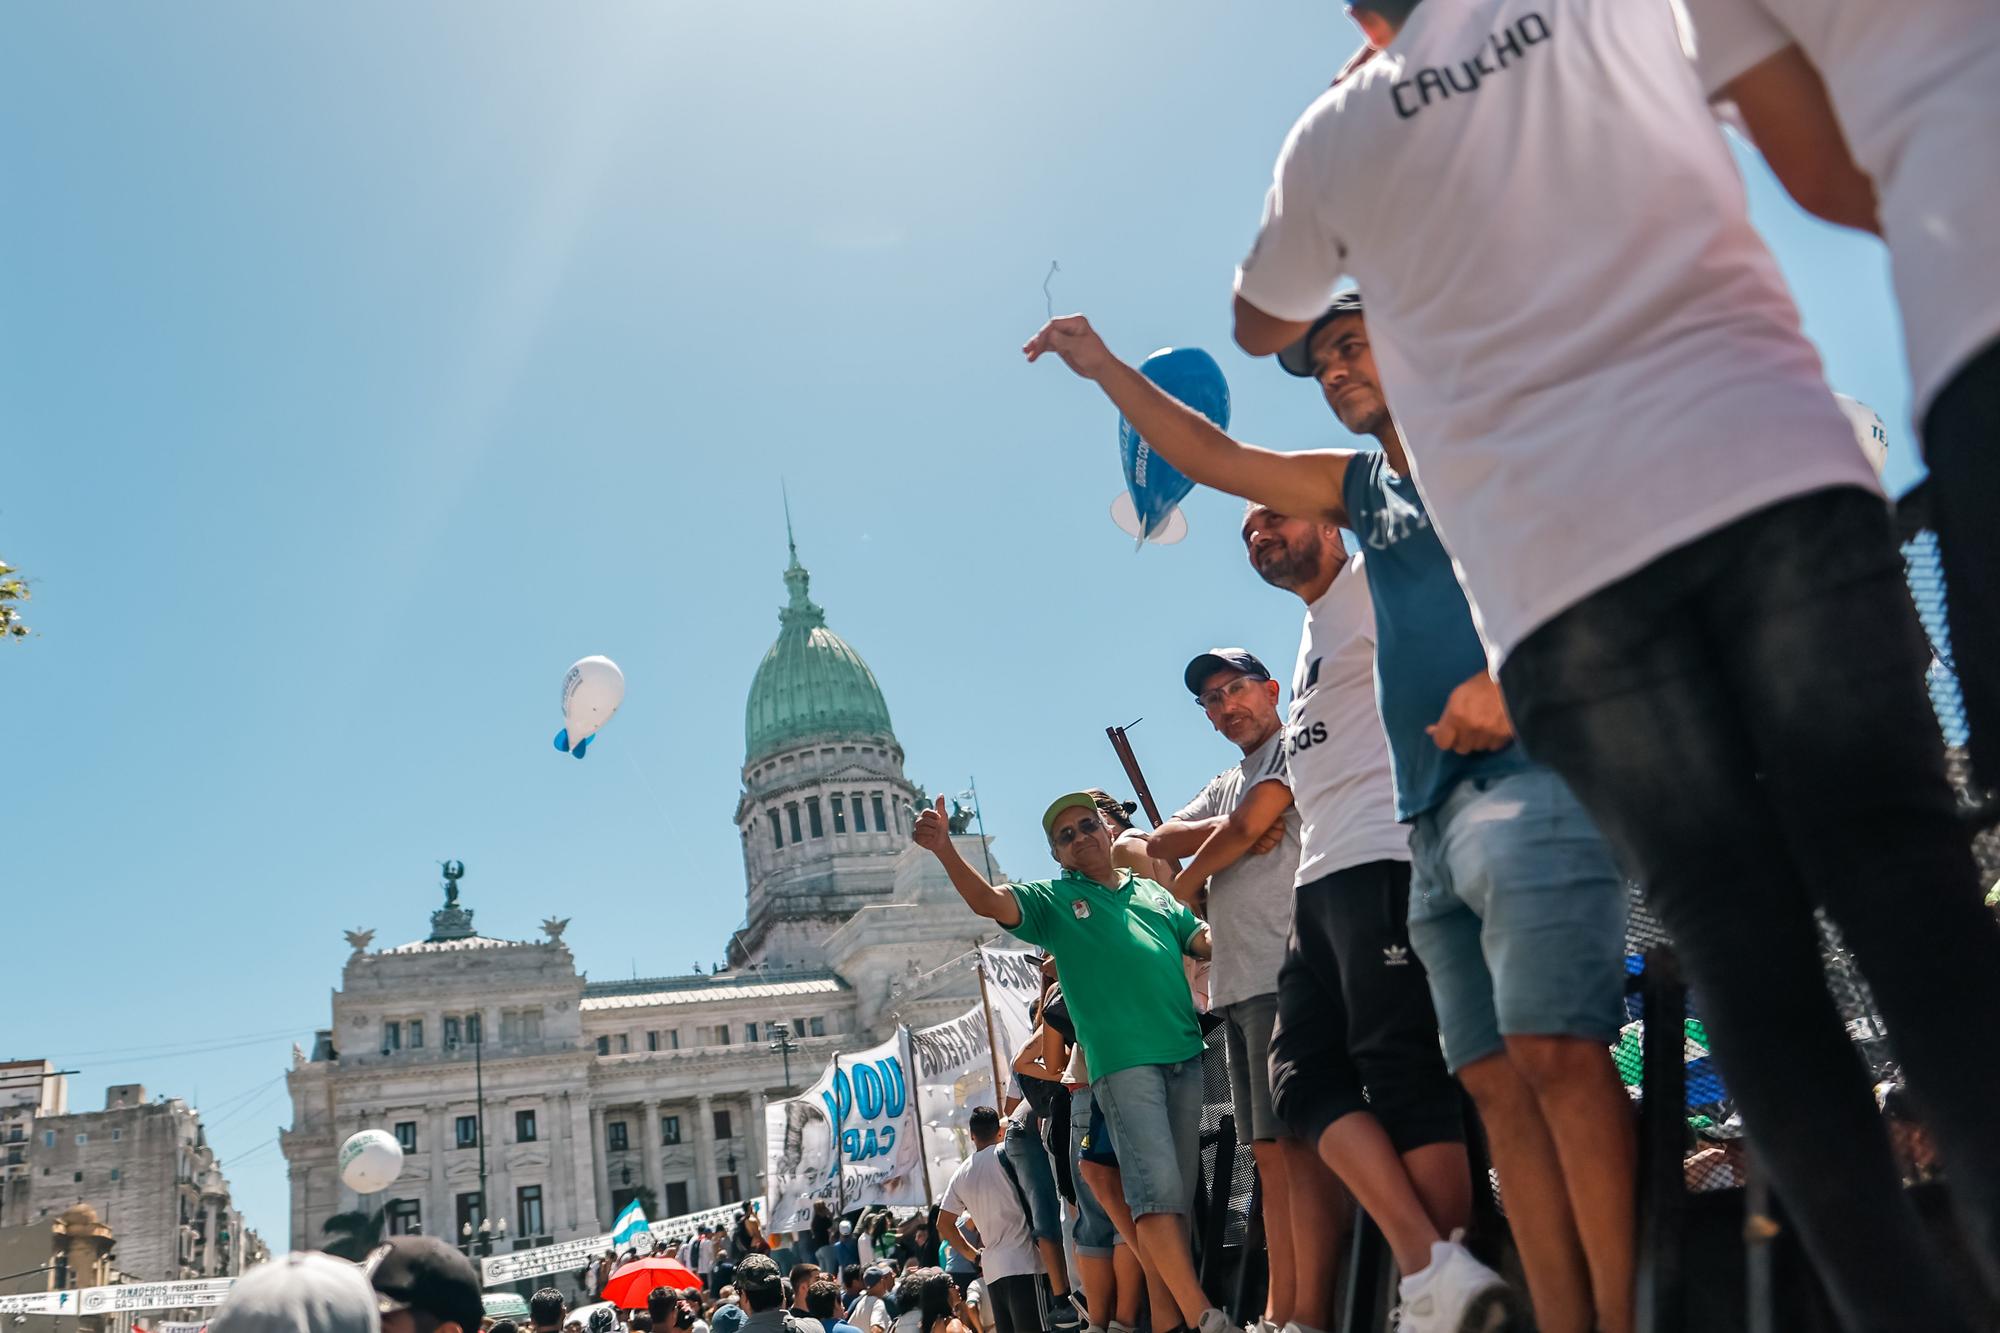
<box><xmin>281</xmin><ymin>538</ymin><xmax>1006</xmax><ymax>1259</ymax></box>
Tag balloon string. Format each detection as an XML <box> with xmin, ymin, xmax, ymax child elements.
<box><xmin>1043</xmin><ymin>261</ymin><xmax>1061</xmax><ymax>320</ymax></box>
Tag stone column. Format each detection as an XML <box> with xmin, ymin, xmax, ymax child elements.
<box><xmin>641</xmin><ymin>1100</ymin><xmax>665</xmax><ymax>1217</ymax></box>
<box><xmin>551</xmin><ymin>1094</ymin><xmax>573</xmax><ymax>1236</ymax></box>
<box><xmin>428</xmin><ymin>1103</ymin><xmax>453</xmax><ymax>1238</ymax></box>
<box><xmin>570</xmin><ymin>1093</ymin><xmax>596</xmax><ymax>1234</ymax></box>
<box><xmin>693</xmin><ymin>1095</ymin><xmax>717</xmax><ymax>1209</ymax></box>
<box><xmin>589</xmin><ymin>1104</ymin><xmax>612</xmax><ymax>1231</ymax></box>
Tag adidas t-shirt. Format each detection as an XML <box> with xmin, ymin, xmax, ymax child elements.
<box><xmin>1679</xmin><ymin>0</ymin><xmax>2000</xmax><ymax>422</ymax></box>
<box><xmin>1285</xmin><ymin>556</ymin><xmax>1411</xmax><ymax>885</ymax></box>
<box><xmin>1236</xmin><ymin>0</ymin><xmax>1879</xmax><ymax>666</ymax></box>
<box><xmin>1171</xmin><ymin>729</ymin><xmax>1301</xmax><ymax>1009</ymax></box>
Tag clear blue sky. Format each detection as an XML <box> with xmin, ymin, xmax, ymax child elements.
<box><xmin>3</xmin><ymin>1</ymin><xmax>1912</xmax><ymax>1249</ymax></box>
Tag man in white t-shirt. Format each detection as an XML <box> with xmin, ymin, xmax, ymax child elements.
<box><xmin>937</xmin><ymin>1107</ymin><xmax>1044</xmax><ymax>1333</ymax></box>
<box><xmin>1675</xmin><ymin>0</ymin><xmax>2000</xmax><ymax>817</ymax></box>
<box><xmin>1226</xmin><ymin>0</ymin><xmax>2000</xmax><ymax>1327</ymax></box>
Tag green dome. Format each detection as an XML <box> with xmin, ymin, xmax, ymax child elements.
<box><xmin>744</xmin><ymin>543</ymin><xmax>895</xmax><ymax>766</ymax></box>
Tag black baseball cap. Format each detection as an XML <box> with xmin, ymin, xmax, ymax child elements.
<box><xmin>365</xmin><ymin>1236</ymin><xmax>485</xmax><ymax>1330</ymax></box>
<box><xmin>1278</xmin><ymin>290</ymin><xmax>1367</xmax><ymax>378</ymax></box>
<box><xmin>1184</xmin><ymin>648</ymin><xmax>1272</xmax><ymax>696</ymax></box>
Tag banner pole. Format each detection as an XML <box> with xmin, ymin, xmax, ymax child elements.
<box><xmin>904</xmin><ymin>1025</ymin><xmax>937</xmax><ymax>1204</ymax></box>
<box><xmin>833</xmin><ymin>1052</ymin><xmax>848</xmax><ymax>1215</ymax></box>
<box><xmin>976</xmin><ymin>955</ymin><xmax>1006</xmax><ymax>1103</ymax></box>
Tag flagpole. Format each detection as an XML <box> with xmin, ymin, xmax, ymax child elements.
<box><xmin>976</xmin><ymin>955</ymin><xmax>1006</xmax><ymax>1104</ymax></box>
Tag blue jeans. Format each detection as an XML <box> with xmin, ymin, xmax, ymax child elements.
<box><xmin>1068</xmin><ymin>1087</ymin><xmax>1120</xmax><ymax>1256</ymax></box>
<box><xmin>1003</xmin><ymin>1117</ymin><xmax>1063</xmax><ymax>1245</ymax></box>
<box><xmin>1406</xmin><ymin>767</ymin><xmax>1628</xmax><ymax>1073</ymax></box>
<box><xmin>1091</xmin><ymin>1057</ymin><xmax>1203</xmax><ymax>1219</ymax></box>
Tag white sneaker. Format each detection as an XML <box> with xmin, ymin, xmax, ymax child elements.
<box><xmin>1394</xmin><ymin>1232</ymin><xmax>1524</xmax><ymax>1333</ymax></box>
<box><xmin>1196</xmin><ymin>1309</ymin><xmax>1233</xmax><ymax>1333</ymax></box>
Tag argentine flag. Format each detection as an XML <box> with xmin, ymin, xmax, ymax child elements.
<box><xmin>611</xmin><ymin>1199</ymin><xmax>649</xmax><ymax>1248</ymax></box>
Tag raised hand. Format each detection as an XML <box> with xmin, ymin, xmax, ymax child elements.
<box><xmin>1022</xmin><ymin>314</ymin><xmax>1120</xmax><ymax>381</ymax></box>
<box><xmin>912</xmin><ymin>795</ymin><xmax>954</xmax><ymax>855</ymax></box>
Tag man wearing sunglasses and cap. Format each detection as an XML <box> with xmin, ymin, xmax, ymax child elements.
<box><xmin>912</xmin><ymin>793</ymin><xmax>1225</xmax><ymax>1333</ymax></box>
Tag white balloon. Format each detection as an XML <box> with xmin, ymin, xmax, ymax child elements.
<box><xmin>1833</xmin><ymin>393</ymin><xmax>1891</xmax><ymax>476</ymax></box>
<box><xmin>555</xmin><ymin>655</ymin><xmax>626</xmax><ymax>758</ymax></box>
<box><xmin>338</xmin><ymin>1129</ymin><xmax>404</xmax><ymax>1194</ymax></box>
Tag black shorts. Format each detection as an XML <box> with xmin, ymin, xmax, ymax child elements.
<box><xmin>1268</xmin><ymin>859</ymin><xmax>1464</xmax><ymax>1153</ymax></box>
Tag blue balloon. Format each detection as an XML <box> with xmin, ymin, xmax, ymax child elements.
<box><xmin>1119</xmin><ymin>348</ymin><xmax>1231</xmax><ymax>542</ymax></box>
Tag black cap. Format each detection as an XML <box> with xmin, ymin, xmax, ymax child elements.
<box><xmin>1184</xmin><ymin>648</ymin><xmax>1272</xmax><ymax>696</ymax></box>
<box><xmin>365</xmin><ymin>1236</ymin><xmax>485</xmax><ymax>1331</ymax></box>
<box><xmin>1278</xmin><ymin>290</ymin><xmax>1366</xmax><ymax>378</ymax></box>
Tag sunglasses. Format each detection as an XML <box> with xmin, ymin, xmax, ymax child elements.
<box><xmin>1051</xmin><ymin>816</ymin><xmax>1103</xmax><ymax>847</ymax></box>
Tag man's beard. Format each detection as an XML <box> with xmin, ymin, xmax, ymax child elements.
<box><xmin>1255</xmin><ymin>538</ymin><xmax>1325</xmax><ymax>591</ymax></box>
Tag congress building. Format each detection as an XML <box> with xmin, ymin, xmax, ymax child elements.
<box><xmin>279</xmin><ymin>536</ymin><xmax>1008</xmax><ymax>1255</ymax></box>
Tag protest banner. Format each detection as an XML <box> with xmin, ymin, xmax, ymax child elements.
<box><xmin>479</xmin><ymin>1199</ymin><xmax>755</xmax><ymax>1286</ymax></box>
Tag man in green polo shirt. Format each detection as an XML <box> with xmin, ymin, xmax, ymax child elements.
<box><xmin>913</xmin><ymin>791</ymin><xmax>1225</xmax><ymax>1333</ymax></box>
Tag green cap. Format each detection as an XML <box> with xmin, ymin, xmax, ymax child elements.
<box><xmin>1041</xmin><ymin>791</ymin><xmax>1100</xmax><ymax>838</ymax></box>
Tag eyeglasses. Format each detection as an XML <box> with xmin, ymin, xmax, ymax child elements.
<box><xmin>1051</xmin><ymin>816</ymin><xmax>1102</xmax><ymax>847</ymax></box>
<box><xmin>1197</xmin><ymin>675</ymin><xmax>1265</xmax><ymax>711</ymax></box>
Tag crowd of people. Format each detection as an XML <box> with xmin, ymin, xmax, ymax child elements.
<box><xmin>195</xmin><ymin>0</ymin><xmax>1997</xmax><ymax>1331</ymax></box>
<box><xmin>910</xmin><ymin>1</ymin><xmax>2000</xmax><ymax>1330</ymax></box>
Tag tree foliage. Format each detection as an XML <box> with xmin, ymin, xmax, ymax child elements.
<box><xmin>0</xmin><ymin>559</ymin><xmax>26</xmax><ymax>641</ymax></box>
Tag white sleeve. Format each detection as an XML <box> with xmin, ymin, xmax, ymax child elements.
<box><xmin>1677</xmin><ymin>0</ymin><xmax>1793</xmax><ymax>98</ymax></box>
<box><xmin>939</xmin><ymin>1163</ymin><xmax>968</xmax><ymax>1216</ymax></box>
<box><xmin>1234</xmin><ymin>100</ymin><xmax>1349</xmax><ymax>323</ymax></box>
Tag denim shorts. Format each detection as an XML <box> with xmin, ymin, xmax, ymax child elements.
<box><xmin>1406</xmin><ymin>767</ymin><xmax>1628</xmax><ymax>1072</ymax></box>
<box><xmin>1002</xmin><ymin>1118</ymin><xmax>1063</xmax><ymax>1245</ymax></box>
<box><xmin>1091</xmin><ymin>1056</ymin><xmax>1204</xmax><ymax>1219</ymax></box>
<box><xmin>1068</xmin><ymin>1086</ymin><xmax>1121</xmax><ymax>1255</ymax></box>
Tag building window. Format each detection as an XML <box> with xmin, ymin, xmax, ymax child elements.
<box><xmin>809</xmin><ymin>1017</ymin><xmax>826</xmax><ymax>1037</ymax></box>
<box><xmin>75</xmin><ymin>1132</ymin><xmax>88</xmax><ymax>1146</ymax></box>
<box><xmin>787</xmin><ymin>803</ymin><xmax>802</xmax><ymax>842</ymax></box>
<box><xmin>664</xmin><ymin>1181</ymin><xmax>690</xmax><ymax>1216</ymax></box>
<box><xmin>443</xmin><ymin>1016</ymin><xmax>460</xmax><ymax>1048</ymax></box>
<box><xmin>456</xmin><ymin>1192</ymin><xmax>484</xmax><ymax>1235</ymax></box>
<box><xmin>713</xmin><ymin>1025</ymin><xmax>732</xmax><ymax>1046</ymax></box>
<box><xmin>456</xmin><ymin>1116</ymin><xmax>479</xmax><ymax>1149</ymax></box>
<box><xmin>669</xmin><ymin>1030</ymin><xmax>681</xmax><ymax>1050</ymax></box>
<box><xmin>73</xmin><ymin>1171</ymin><xmax>82</xmax><ymax>1182</ymax></box>
<box><xmin>382</xmin><ymin>1021</ymin><xmax>401</xmax><ymax>1052</ymax></box>
<box><xmin>596</xmin><ymin>1036</ymin><xmax>611</xmax><ymax>1055</ymax></box>
<box><xmin>465</xmin><ymin>1013</ymin><xmax>483</xmax><ymax>1045</ymax></box>
<box><xmin>515</xmin><ymin>1110</ymin><xmax>538</xmax><ymax>1143</ymax></box>
<box><xmin>407</xmin><ymin>1019</ymin><xmax>424</xmax><ymax>1049</ymax></box>
<box><xmin>608</xmin><ymin>1121</ymin><xmax>629</xmax><ymax>1152</ymax></box>
<box><xmin>109</xmin><ymin>1168</ymin><xmax>120</xmax><ymax>1182</ymax></box>
<box><xmin>386</xmin><ymin>1199</ymin><xmax>422</xmax><ymax>1235</ymax></box>
<box><xmin>501</xmin><ymin>1008</ymin><xmax>542</xmax><ymax>1044</ymax></box>
<box><xmin>662</xmin><ymin>1116</ymin><xmax>681</xmax><ymax>1145</ymax></box>
<box><xmin>110</xmin><ymin>1129</ymin><xmax>121</xmax><ymax>1142</ymax></box>
<box><xmin>767</xmin><ymin>809</ymin><xmax>782</xmax><ymax>849</ymax></box>
<box><xmin>806</xmin><ymin>797</ymin><xmax>824</xmax><ymax>838</ymax></box>
<box><xmin>717</xmin><ymin>1175</ymin><xmax>742</xmax><ymax>1204</ymax></box>
<box><xmin>646</xmin><ymin>1031</ymin><xmax>659</xmax><ymax>1052</ymax></box>
<box><xmin>518</xmin><ymin>1185</ymin><xmax>544</xmax><ymax>1238</ymax></box>
<box><xmin>831</xmin><ymin>796</ymin><xmax>847</xmax><ymax>833</ymax></box>
<box><xmin>745</xmin><ymin>1022</ymin><xmax>759</xmax><ymax>1043</ymax></box>
<box><xmin>617</xmin><ymin>1034</ymin><xmax>631</xmax><ymax>1054</ymax></box>
<box><xmin>713</xmin><ymin>1109</ymin><xmax>733</xmax><ymax>1140</ymax></box>
<box><xmin>42</xmin><ymin>1131</ymin><xmax>54</xmax><ymax>1148</ymax></box>
<box><xmin>394</xmin><ymin>1122</ymin><xmax>418</xmax><ymax>1153</ymax></box>
<box><xmin>851</xmin><ymin>793</ymin><xmax>868</xmax><ymax>832</ymax></box>
<box><xmin>4</xmin><ymin>1147</ymin><xmax>20</xmax><ymax>1165</ymax></box>
<box><xmin>872</xmin><ymin>793</ymin><xmax>888</xmax><ymax>832</ymax></box>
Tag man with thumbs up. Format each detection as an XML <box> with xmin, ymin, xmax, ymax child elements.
<box><xmin>913</xmin><ymin>793</ymin><xmax>1229</xmax><ymax>1333</ymax></box>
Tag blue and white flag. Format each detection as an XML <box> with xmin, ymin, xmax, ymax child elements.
<box><xmin>611</xmin><ymin>1199</ymin><xmax>649</xmax><ymax>1247</ymax></box>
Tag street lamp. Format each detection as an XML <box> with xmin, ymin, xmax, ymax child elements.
<box><xmin>461</xmin><ymin>1216</ymin><xmax>507</xmax><ymax>1257</ymax></box>
<box><xmin>767</xmin><ymin>1022</ymin><xmax>799</xmax><ymax>1091</ymax></box>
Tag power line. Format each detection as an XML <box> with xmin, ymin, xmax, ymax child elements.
<box><xmin>46</xmin><ymin>1023</ymin><xmax>314</xmax><ymax>1062</ymax></box>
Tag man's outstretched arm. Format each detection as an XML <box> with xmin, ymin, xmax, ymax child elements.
<box><xmin>1025</xmin><ymin>313</ymin><xmax>1352</xmax><ymax>525</ymax></box>
<box><xmin>912</xmin><ymin>796</ymin><xmax>1022</xmax><ymax>928</ymax></box>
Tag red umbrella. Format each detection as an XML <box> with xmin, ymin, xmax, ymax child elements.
<box><xmin>602</xmin><ymin>1257</ymin><xmax>702</xmax><ymax>1310</ymax></box>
